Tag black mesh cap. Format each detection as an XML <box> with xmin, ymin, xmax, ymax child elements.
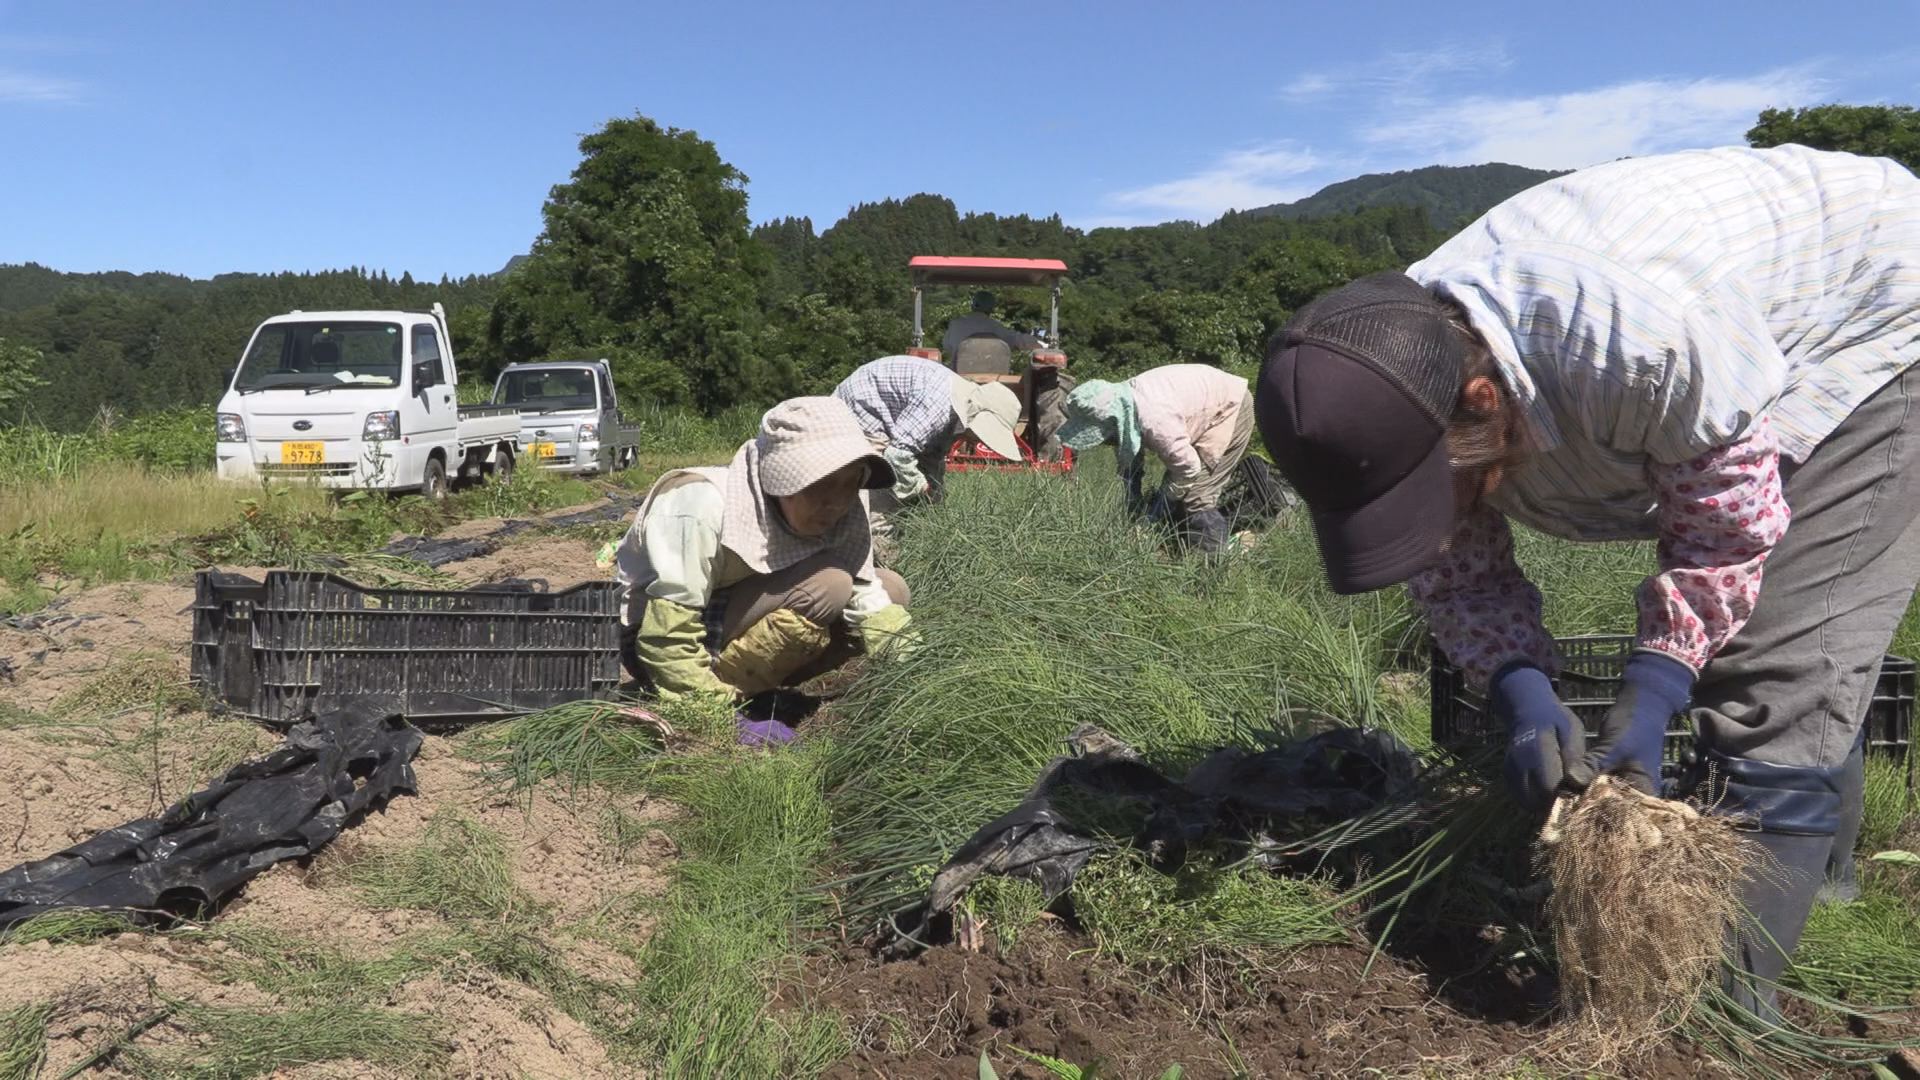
<box><xmin>1256</xmin><ymin>271</ymin><xmax>1464</xmax><ymax>594</ymax></box>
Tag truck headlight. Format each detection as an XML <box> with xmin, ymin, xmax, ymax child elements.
<box><xmin>217</xmin><ymin>412</ymin><xmax>247</xmax><ymax>442</ymax></box>
<box><xmin>363</xmin><ymin>411</ymin><xmax>400</xmax><ymax>440</ymax></box>
<box><xmin>577</xmin><ymin>422</ymin><xmax>599</xmax><ymax>442</ymax></box>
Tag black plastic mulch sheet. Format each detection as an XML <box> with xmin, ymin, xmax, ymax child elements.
<box><xmin>0</xmin><ymin>700</ymin><xmax>422</xmax><ymax>929</ymax></box>
<box><xmin>376</xmin><ymin>493</ymin><xmax>643</xmax><ymax>567</ymax></box>
<box><xmin>883</xmin><ymin>722</ymin><xmax>1419</xmax><ymax>955</ymax></box>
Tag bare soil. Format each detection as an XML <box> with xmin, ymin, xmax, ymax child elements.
<box><xmin>0</xmin><ymin>535</ymin><xmax>674</xmax><ymax>1078</ymax></box>
<box><xmin>804</xmin><ymin>928</ymin><xmax>1723</xmax><ymax>1079</ymax></box>
<box><xmin>441</xmin><ymin>533</ymin><xmax>609</xmax><ymax>589</ymax></box>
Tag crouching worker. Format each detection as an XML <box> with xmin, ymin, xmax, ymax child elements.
<box><xmin>1254</xmin><ymin>146</ymin><xmax>1920</xmax><ymax>1021</ymax></box>
<box><xmin>1057</xmin><ymin>363</ymin><xmax>1254</xmax><ymax>553</ymax></box>
<box><xmin>613</xmin><ymin>397</ymin><xmax>916</xmax><ymax>740</ymax></box>
<box><xmin>833</xmin><ymin>355</ymin><xmax>1024</xmax><ymax>535</ymax></box>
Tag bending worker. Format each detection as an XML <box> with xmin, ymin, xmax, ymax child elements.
<box><xmin>614</xmin><ymin>397</ymin><xmax>914</xmax><ymax>736</ymax></box>
<box><xmin>833</xmin><ymin>355</ymin><xmax>1025</xmax><ymax>533</ymax></box>
<box><xmin>1057</xmin><ymin>363</ymin><xmax>1254</xmax><ymax>553</ymax></box>
<box><xmin>1254</xmin><ymin>145</ymin><xmax>1920</xmax><ymax>1016</ymax></box>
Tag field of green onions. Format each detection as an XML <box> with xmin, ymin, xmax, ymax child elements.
<box><xmin>492</xmin><ymin>453</ymin><xmax>1917</xmax><ymax>1078</ymax></box>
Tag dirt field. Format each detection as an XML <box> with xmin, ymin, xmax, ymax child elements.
<box><xmin>0</xmin><ymin>511</ymin><xmax>667</xmax><ymax>1078</ymax></box>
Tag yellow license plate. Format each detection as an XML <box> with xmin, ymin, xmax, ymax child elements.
<box><xmin>281</xmin><ymin>441</ymin><xmax>324</xmax><ymax>465</ymax></box>
<box><xmin>532</xmin><ymin>442</ymin><xmax>557</xmax><ymax>458</ymax></box>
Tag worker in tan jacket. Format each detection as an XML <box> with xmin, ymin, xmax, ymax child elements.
<box><xmin>1057</xmin><ymin>363</ymin><xmax>1255</xmax><ymax>552</ymax></box>
<box><xmin>613</xmin><ymin>397</ymin><xmax>915</xmax><ymax>742</ymax></box>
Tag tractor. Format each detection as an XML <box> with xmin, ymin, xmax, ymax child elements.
<box><xmin>906</xmin><ymin>255</ymin><xmax>1075</xmax><ymax>473</ymax></box>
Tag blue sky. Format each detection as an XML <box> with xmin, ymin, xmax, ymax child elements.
<box><xmin>2</xmin><ymin>1</ymin><xmax>1916</xmax><ymax>279</ymax></box>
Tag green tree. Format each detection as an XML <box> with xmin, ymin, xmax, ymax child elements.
<box><xmin>486</xmin><ymin>114</ymin><xmax>770</xmax><ymax>411</ymax></box>
<box><xmin>0</xmin><ymin>337</ymin><xmax>46</xmax><ymax>421</ymax></box>
<box><xmin>1747</xmin><ymin>104</ymin><xmax>1920</xmax><ymax>174</ymax></box>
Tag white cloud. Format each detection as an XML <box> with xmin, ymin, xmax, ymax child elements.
<box><xmin>1281</xmin><ymin>41</ymin><xmax>1512</xmax><ymax>104</ymax></box>
<box><xmin>1106</xmin><ymin>144</ymin><xmax>1326</xmax><ymax>221</ymax></box>
<box><xmin>1362</xmin><ymin>67</ymin><xmax>1828</xmax><ymax>169</ymax></box>
<box><xmin>0</xmin><ymin>68</ymin><xmax>84</xmax><ymax>104</ymax></box>
<box><xmin>1280</xmin><ymin>73</ymin><xmax>1334</xmax><ymax>101</ymax></box>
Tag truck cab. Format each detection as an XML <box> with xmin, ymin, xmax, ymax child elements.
<box><xmin>214</xmin><ymin>304</ymin><xmax>520</xmax><ymax>497</ymax></box>
<box><xmin>490</xmin><ymin>360</ymin><xmax>641</xmax><ymax>476</ymax></box>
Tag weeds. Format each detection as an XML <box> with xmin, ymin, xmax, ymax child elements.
<box><xmin>339</xmin><ymin>812</ymin><xmax>525</xmax><ymax>921</ymax></box>
<box><xmin>121</xmin><ymin>1000</ymin><xmax>443</xmax><ymax>1080</ymax></box>
<box><xmin>624</xmin><ymin>748</ymin><xmax>847</xmax><ymax>1078</ymax></box>
<box><xmin>1074</xmin><ymin>852</ymin><xmax>1347</xmax><ymax>976</ymax></box>
<box><xmin>462</xmin><ymin>697</ymin><xmax>726</xmax><ymax>794</ymax></box>
<box><xmin>0</xmin><ymin>1002</ymin><xmax>51</xmax><ymax>1080</ymax></box>
<box><xmin>0</xmin><ymin>910</ymin><xmax>135</xmax><ymax>946</ymax></box>
<box><xmin>1862</xmin><ymin>754</ymin><xmax>1916</xmax><ymax>852</ymax></box>
<box><xmin>1790</xmin><ymin>887</ymin><xmax>1920</xmax><ymax>1005</ymax></box>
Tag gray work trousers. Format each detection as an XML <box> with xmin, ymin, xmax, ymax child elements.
<box><xmin>1168</xmin><ymin>392</ymin><xmax>1256</xmax><ymax>513</ymax></box>
<box><xmin>1693</xmin><ymin>365</ymin><xmax>1920</xmax><ymax>771</ymax></box>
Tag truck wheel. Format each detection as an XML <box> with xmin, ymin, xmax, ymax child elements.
<box><xmin>618</xmin><ymin>448</ymin><xmax>638</xmax><ymax>471</ymax></box>
<box><xmin>421</xmin><ymin>456</ymin><xmax>449</xmax><ymax>500</ymax></box>
<box><xmin>491</xmin><ymin>448</ymin><xmax>515</xmax><ymax>485</ymax></box>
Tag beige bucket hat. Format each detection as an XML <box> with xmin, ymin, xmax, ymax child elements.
<box><xmin>950</xmin><ymin>376</ymin><xmax>1023</xmax><ymax>462</ymax></box>
<box><xmin>722</xmin><ymin>397</ymin><xmax>892</xmax><ymax>574</ymax></box>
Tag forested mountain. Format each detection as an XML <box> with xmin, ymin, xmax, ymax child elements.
<box><xmin>3</xmin><ymin>104</ymin><xmax>1909</xmax><ymax>431</ymax></box>
<box><xmin>0</xmin><ymin>266</ymin><xmax>499</xmax><ymax>429</ymax></box>
<box><xmin>1247</xmin><ymin>163</ymin><xmax>1564</xmax><ymax>227</ymax></box>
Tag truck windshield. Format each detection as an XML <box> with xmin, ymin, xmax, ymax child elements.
<box><xmin>497</xmin><ymin>368</ymin><xmax>598</xmax><ymax>410</ymax></box>
<box><xmin>233</xmin><ymin>322</ymin><xmax>403</xmax><ymax>392</ymax></box>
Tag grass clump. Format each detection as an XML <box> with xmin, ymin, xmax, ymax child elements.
<box><xmin>122</xmin><ymin>1000</ymin><xmax>442</xmax><ymax>1080</ymax></box>
<box><xmin>1789</xmin><ymin>888</ymin><xmax>1920</xmax><ymax>1005</ymax></box>
<box><xmin>339</xmin><ymin>812</ymin><xmax>525</xmax><ymax>921</ymax></box>
<box><xmin>0</xmin><ymin>1003</ymin><xmax>51</xmax><ymax>1080</ymax></box>
<box><xmin>193</xmin><ymin>924</ymin><xmax>425</xmax><ymax>1004</ymax></box>
<box><xmin>464</xmin><ymin>695</ymin><xmax>733</xmax><ymax>794</ymax></box>
<box><xmin>824</xmin><ymin>462</ymin><xmax>1424</xmax><ymax>926</ymax></box>
<box><xmin>1860</xmin><ymin>753</ymin><xmax>1916</xmax><ymax>852</ymax></box>
<box><xmin>959</xmin><ymin>876</ymin><xmax>1050</xmax><ymax>951</ymax></box>
<box><xmin>623</xmin><ymin>748</ymin><xmax>847</xmax><ymax>1078</ymax></box>
<box><xmin>1074</xmin><ymin>852</ymin><xmax>1347</xmax><ymax>976</ymax></box>
<box><xmin>0</xmin><ymin>910</ymin><xmax>135</xmax><ymax>946</ymax></box>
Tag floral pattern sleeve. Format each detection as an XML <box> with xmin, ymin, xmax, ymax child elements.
<box><xmin>1636</xmin><ymin>419</ymin><xmax>1790</xmax><ymax>674</ymax></box>
<box><xmin>1407</xmin><ymin>505</ymin><xmax>1559</xmax><ymax>690</ymax></box>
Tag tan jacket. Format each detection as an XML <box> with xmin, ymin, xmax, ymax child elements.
<box><xmin>1127</xmin><ymin>364</ymin><xmax>1250</xmax><ymax>487</ymax></box>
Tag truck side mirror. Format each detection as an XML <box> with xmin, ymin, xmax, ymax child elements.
<box><xmin>413</xmin><ymin>360</ymin><xmax>440</xmax><ymax>391</ymax></box>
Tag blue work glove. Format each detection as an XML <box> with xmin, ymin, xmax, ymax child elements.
<box><xmin>1566</xmin><ymin>650</ymin><xmax>1693</xmax><ymax>795</ymax></box>
<box><xmin>1490</xmin><ymin>662</ymin><xmax>1587</xmax><ymax>810</ymax></box>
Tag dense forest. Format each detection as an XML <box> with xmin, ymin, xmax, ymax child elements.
<box><xmin>2</xmin><ymin>103</ymin><xmax>1915</xmax><ymax>429</ymax></box>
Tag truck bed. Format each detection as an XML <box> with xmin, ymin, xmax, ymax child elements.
<box><xmin>456</xmin><ymin>403</ymin><xmax>522</xmax><ymax>446</ymax></box>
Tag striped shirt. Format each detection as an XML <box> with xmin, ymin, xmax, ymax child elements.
<box><xmin>1409</xmin><ymin>144</ymin><xmax>1920</xmax><ymax>542</ymax></box>
<box><xmin>1404</xmin><ymin>145</ymin><xmax>1920</xmax><ymax>686</ymax></box>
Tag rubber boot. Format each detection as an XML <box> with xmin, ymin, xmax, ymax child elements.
<box><xmin>712</xmin><ymin>608</ymin><xmax>833</xmax><ymax>699</ymax></box>
<box><xmin>1816</xmin><ymin>729</ymin><xmax>1868</xmax><ymax>906</ymax></box>
<box><xmin>1187</xmin><ymin>508</ymin><xmax>1230</xmax><ymax>555</ymax></box>
<box><xmin>1726</xmin><ymin>829</ymin><xmax>1831</xmax><ymax>1021</ymax></box>
<box><xmin>1706</xmin><ymin>751</ymin><xmax>1845</xmax><ymax>1022</ymax></box>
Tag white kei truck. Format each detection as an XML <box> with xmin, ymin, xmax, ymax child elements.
<box><xmin>214</xmin><ymin>304</ymin><xmax>520</xmax><ymax>497</ymax></box>
<box><xmin>490</xmin><ymin>359</ymin><xmax>642</xmax><ymax>476</ymax></box>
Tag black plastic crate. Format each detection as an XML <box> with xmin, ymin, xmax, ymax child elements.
<box><xmin>1430</xmin><ymin>634</ymin><xmax>1915</xmax><ymax>782</ymax></box>
<box><xmin>192</xmin><ymin>570</ymin><xmax>622</xmax><ymax>724</ymax></box>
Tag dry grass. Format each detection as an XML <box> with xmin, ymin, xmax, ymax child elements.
<box><xmin>0</xmin><ymin>461</ymin><xmax>332</xmax><ymax>550</ymax></box>
<box><xmin>1538</xmin><ymin>777</ymin><xmax>1748</xmax><ymax>1056</ymax></box>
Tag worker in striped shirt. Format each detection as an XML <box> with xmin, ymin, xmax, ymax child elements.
<box><xmin>833</xmin><ymin>356</ymin><xmax>1023</xmax><ymax>537</ymax></box>
<box><xmin>1254</xmin><ymin>145</ymin><xmax>1920</xmax><ymax>1019</ymax></box>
